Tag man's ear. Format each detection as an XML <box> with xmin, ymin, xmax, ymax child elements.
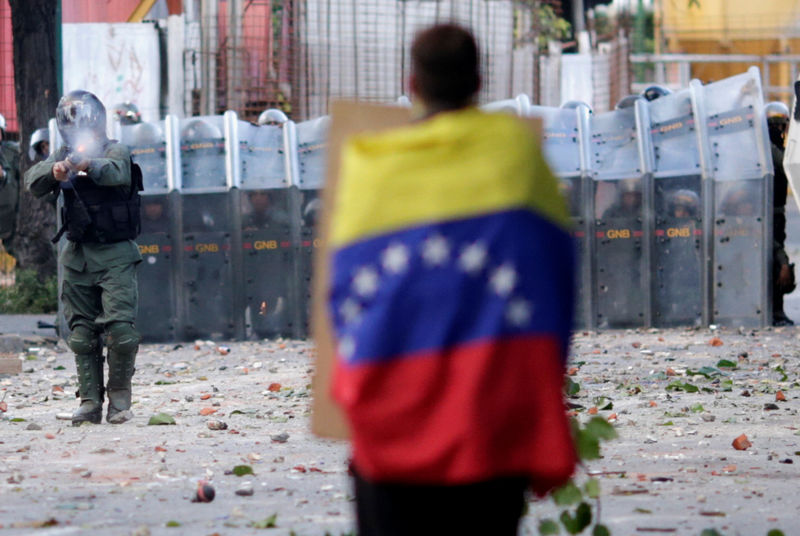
<box><xmin>408</xmin><ymin>73</ymin><xmax>419</xmax><ymax>98</ymax></box>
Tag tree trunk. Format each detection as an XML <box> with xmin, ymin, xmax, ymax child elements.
<box><xmin>9</xmin><ymin>0</ymin><xmax>59</xmax><ymax>280</ymax></box>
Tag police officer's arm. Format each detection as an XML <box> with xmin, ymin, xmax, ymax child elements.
<box><xmin>24</xmin><ymin>152</ymin><xmax>61</xmax><ymax>198</ymax></box>
<box><xmin>85</xmin><ymin>143</ymin><xmax>131</xmax><ymax>188</ymax></box>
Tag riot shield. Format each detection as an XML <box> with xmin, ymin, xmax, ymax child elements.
<box><xmin>591</xmin><ymin>106</ymin><xmax>647</xmax><ymax>328</ymax></box>
<box><xmin>293</xmin><ymin>117</ymin><xmax>329</xmax><ymax>337</ymax></box>
<box><xmin>178</xmin><ymin>117</ymin><xmax>227</xmax><ymax>190</ymax></box>
<box><xmin>119</xmin><ymin>120</ymin><xmax>180</xmax><ymax>341</ymax></box>
<box><xmin>528</xmin><ymin>104</ymin><xmax>591</xmax><ymax>329</ymax></box>
<box><xmin>137</xmin><ymin>193</ymin><xmax>179</xmax><ymax>341</ymax></box>
<box><xmin>647</xmin><ymin>90</ymin><xmax>704</xmax><ymax>326</ymax></box>
<box><xmin>177</xmin><ymin>116</ymin><xmax>236</xmax><ymax>340</ymax></box>
<box><xmin>695</xmin><ymin>69</ymin><xmax>771</xmax><ymax>327</ymax></box>
<box><xmin>236</xmin><ymin>118</ymin><xmax>298</xmax><ymax>339</ymax></box>
<box><xmin>180</xmin><ymin>193</ymin><xmax>236</xmax><ymax>340</ymax></box>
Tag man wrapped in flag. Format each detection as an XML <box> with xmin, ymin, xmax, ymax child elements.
<box><xmin>327</xmin><ymin>24</ymin><xmax>577</xmax><ymax>535</ymax></box>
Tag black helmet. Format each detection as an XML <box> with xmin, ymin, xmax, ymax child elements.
<box><xmin>765</xmin><ymin>101</ymin><xmax>790</xmax><ymax>127</ymax></box>
<box><xmin>112</xmin><ymin>102</ymin><xmax>141</xmax><ymax>125</ymax></box>
<box><xmin>615</xmin><ymin>95</ymin><xmax>643</xmax><ymax>110</ymax></box>
<box><xmin>181</xmin><ymin>119</ymin><xmax>222</xmax><ymax>141</ymax></box>
<box><xmin>642</xmin><ymin>85</ymin><xmax>673</xmax><ymax>102</ymax></box>
<box><xmin>56</xmin><ymin>90</ymin><xmax>107</xmax><ymax>146</ymax></box>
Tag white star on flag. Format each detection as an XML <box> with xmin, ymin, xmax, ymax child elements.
<box><xmin>381</xmin><ymin>243</ymin><xmax>410</xmax><ymax>274</ymax></box>
<box><xmin>421</xmin><ymin>234</ymin><xmax>450</xmax><ymax>267</ymax></box>
<box><xmin>352</xmin><ymin>266</ymin><xmax>379</xmax><ymax>297</ymax></box>
<box><xmin>340</xmin><ymin>298</ymin><xmax>362</xmax><ymax>324</ymax></box>
<box><xmin>506</xmin><ymin>298</ymin><xmax>533</xmax><ymax>327</ymax></box>
<box><xmin>338</xmin><ymin>336</ymin><xmax>356</xmax><ymax>359</ymax></box>
<box><xmin>458</xmin><ymin>242</ymin><xmax>488</xmax><ymax>275</ymax></box>
<box><xmin>489</xmin><ymin>264</ymin><xmax>517</xmax><ymax>297</ymax></box>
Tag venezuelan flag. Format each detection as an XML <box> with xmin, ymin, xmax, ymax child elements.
<box><xmin>329</xmin><ymin>107</ymin><xmax>576</xmax><ymax>493</ymax></box>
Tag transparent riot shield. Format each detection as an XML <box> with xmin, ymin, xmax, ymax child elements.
<box><xmin>528</xmin><ymin>104</ymin><xmax>592</xmax><ymax>329</ymax></box>
<box><xmin>591</xmin><ymin>104</ymin><xmax>649</xmax><ymax>328</ymax></box>
<box><xmin>120</xmin><ymin>120</ymin><xmax>179</xmax><ymax>341</ymax></box>
<box><xmin>647</xmin><ymin>89</ymin><xmax>704</xmax><ymax>327</ymax></box>
<box><xmin>177</xmin><ymin>116</ymin><xmax>237</xmax><ymax>340</ymax></box>
<box><xmin>694</xmin><ymin>68</ymin><xmax>772</xmax><ymax>327</ymax></box>
<box><xmin>292</xmin><ymin>117</ymin><xmax>329</xmax><ymax>337</ymax></box>
<box><xmin>235</xmin><ymin>116</ymin><xmax>298</xmax><ymax>339</ymax></box>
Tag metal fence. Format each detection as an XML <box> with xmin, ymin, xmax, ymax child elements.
<box><xmin>186</xmin><ymin>0</ymin><xmax>595</xmax><ymax>121</ymax></box>
<box><xmin>631</xmin><ymin>53</ymin><xmax>800</xmax><ymax>104</ymax></box>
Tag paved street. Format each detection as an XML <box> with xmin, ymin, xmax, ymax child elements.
<box><xmin>0</xmin><ymin>202</ymin><xmax>797</xmax><ymax>535</ymax></box>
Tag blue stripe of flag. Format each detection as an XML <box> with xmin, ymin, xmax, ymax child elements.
<box><xmin>330</xmin><ymin>209</ymin><xmax>575</xmax><ymax>365</ymax></box>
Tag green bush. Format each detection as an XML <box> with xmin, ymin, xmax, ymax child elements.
<box><xmin>0</xmin><ymin>269</ymin><xmax>58</xmax><ymax>313</ymax></box>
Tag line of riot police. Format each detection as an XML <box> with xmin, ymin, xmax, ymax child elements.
<box><xmin>48</xmin><ymin>66</ymin><xmax>780</xmax><ymax>339</ymax></box>
<box><xmin>522</xmin><ymin>66</ymin><xmax>776</xmax><ymax>329</ymax></box>
<box><xmin>49</xmin><ymin>107</ymin><xmax>326</xmax><ymax>342</ymax></box>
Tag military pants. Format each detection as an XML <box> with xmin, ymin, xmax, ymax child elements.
<box><xmin>62</xmin><ymin>262</ymin><xmax>138</xmax><ymax>331</ymax></box>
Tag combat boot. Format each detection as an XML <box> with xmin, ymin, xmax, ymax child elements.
<box><xmin>72</xmin><ymin>352</ymin><xmax>104</xmax><ymax>425</ymax></box>
<box><xmin>105</xmin><ymin>322</ymin><xmax>140</xmax><ymax>424</ymax></box>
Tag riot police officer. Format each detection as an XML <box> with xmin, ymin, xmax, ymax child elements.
<box><xmin>28</xmin><ymin>128</ymin><xmax>50</xmax><ymax>163</ymax></box>
<box><xmin>641</xmin><ymin>85</ymin><xmax>673</xmax><ymax>102</ymax></box>
<box><xmin>112</xmin><ymin>102</ymin><xmax>142</xmax><ymax>125</ymax></box>
<box><xmin>0</xmin><ymin>113</ymin><xmax>21</xmax><ymax>248</ymax></box>
<box><xmin>25</xmin><ymin>90</ymin><xmax>143</xmax><ymax>425</ymax></box>
<box><xmin>667</xmin><ymin>189</ymin><xmax>700</xmax><ymax>219</ymax></box>
<box><xmin>766</xmin><ymin>101</ymin><xmax>795</xmax><ymax>326</ymax></box>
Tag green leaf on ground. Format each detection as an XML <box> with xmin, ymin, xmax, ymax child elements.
<box><xmin>232</xmin><ymin>465</ymin><xmax>254</xmax><ymax>476</ymax></box>
<box><xmin>767</xmin><ymin>530</ymin><xmax>786</xmax><ymax>536</ymax></box>
<box><xmin>716</xmin><ymin>359</ymin><xmax>737</xmax><ymax>369</ymax></box>
<box><xmin>690</xmin><ymin>403</ymin><xmax>705</xmax><ymax>413</ymax></box>
<box><xmin>250</xmin><ymin>513</ymin><xmax>278</xmax><ymax>528</ymax></box>
<box><xmin>666</xmin><ymin>381</ymin><xmax>699</xmax><ymax>393</ymax></box>
<box><xmin>148</xmin><ymin>413</ymin><xmax>176</xmax><ymax>425</ymax></box>
<box><xmin>165</xmin><ymin>520</ymin><xmax>181</xmax><ymax>527</ymax></box>
<box><xmin>774</xmin><ymin>366</ymin><xmax>789</xmax><ymax>382</ymax></box>
<box><xmin>699</xmin><ymin>530</ymin><xmax>723</xmax><ymax>536</ymax></box>
<box><xmin>593</xmin><ymin>397</ymin><xmax>613</xmax><ymax>410</ymax></box>
<box><xmin>565</xmin><ymin>377</ymin><xmax>581</xmax><ymax>397</ymax></box>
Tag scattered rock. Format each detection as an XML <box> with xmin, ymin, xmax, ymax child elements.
<box><xmin>732</xmin><ymin>434</ymin><xmax>752</xmax><ymax>451</ymax></box>
<box><xmin>207</xmin><ymin>420</ymin><xmax>228</xmax><ymax>431</ymax></box>
<box><xmin>270</xmin><ymin>432</ymin><xmax>289</xmax><ymax>443</ymax></box>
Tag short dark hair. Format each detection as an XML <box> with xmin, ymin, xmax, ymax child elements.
<box><xmin>411</xmin><ymin>24</ymin><xmax>480</xmax><ymax>108</ymax></box>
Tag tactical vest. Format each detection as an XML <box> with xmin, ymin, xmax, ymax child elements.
<box><xmin>53</xmin><ymin>147</ymin><xmax>144</xmax><ymax>244</ymax></box>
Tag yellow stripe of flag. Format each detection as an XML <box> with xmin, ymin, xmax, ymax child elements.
<box><xmin>330</xmin><ymin>107</ymin><xmax>570</xmax><ymax>247</ymax></box>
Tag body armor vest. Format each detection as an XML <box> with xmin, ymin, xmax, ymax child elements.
<box><xmin>54</xmin><ymin>146</ymin><xmax>143</xmax><ymax>244</ymax></box>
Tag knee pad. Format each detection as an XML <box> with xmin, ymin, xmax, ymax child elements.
<box><xmin>105</xmin><ymin>322</ymin><xmax>141</xmax><ymax>355</ymax></box>
<box><xmin>67</xmin><ymin>326</ymin><xmax>100</xmax><ymax>355</ymax></box>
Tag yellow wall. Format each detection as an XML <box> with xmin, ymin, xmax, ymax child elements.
<box><xmin>659</xmin><ymin>0</ymin><xmax>800</xmax><ymax>42</ymax></box>
<box><xmin>657</xmin><ymin>0</ymin><xmax>800</xmax><ymax>97</ymax></box>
